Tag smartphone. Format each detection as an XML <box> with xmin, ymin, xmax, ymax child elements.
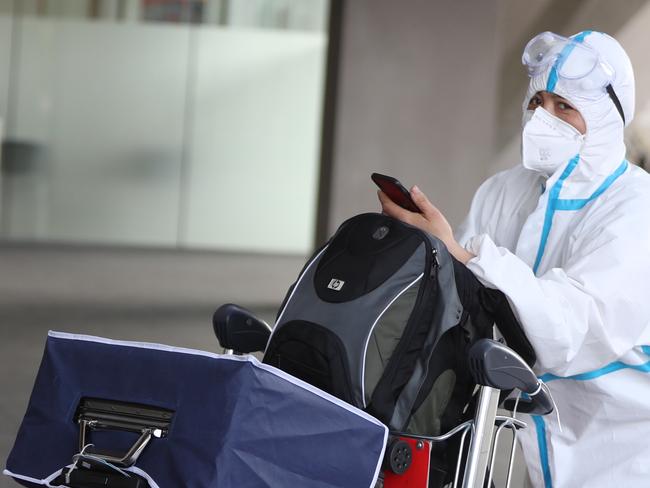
<box><xmin>371</xmin><ymin>172</ymin><xmax>421</xmax><ymax>213</ymax></box>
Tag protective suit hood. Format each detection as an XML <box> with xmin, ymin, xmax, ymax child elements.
<box><xmin>521</xmin><ymin>31</ymin><xmax>635</xmax><ymax>191</ymax></box>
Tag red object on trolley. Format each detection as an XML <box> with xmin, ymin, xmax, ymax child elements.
<box><xmin>383</xmin><ymin>437</ymin><xmax>431</xmax><ymax>488</ymax></box>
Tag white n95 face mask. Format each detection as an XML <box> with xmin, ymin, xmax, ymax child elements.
<box><xmin>521</xmin><ymin>107</ymin><xmax>585</xmax><ymax>175</ymax></box>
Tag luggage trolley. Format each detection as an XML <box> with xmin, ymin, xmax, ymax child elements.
<box><xmin>213</xmin><ymin>303</ymin><xmax>555</xmax><ymax>488</ymax></box>
<box><xmin>4</xmin><ymin>310</ymin><xmax>553</xmax><ymax>488</ymax></box>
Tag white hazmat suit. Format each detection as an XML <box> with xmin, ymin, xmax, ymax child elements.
<box><xmin>456</xmin><ymin>31</ymin><xmax>650</xmax><ymax>487</ymax></box>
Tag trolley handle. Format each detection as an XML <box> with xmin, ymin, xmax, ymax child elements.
<box><xmin>213</xmin><ymin>303</ymin><xmax>272</xmax><ymax>354</ymax></box>
<box><xmin>468</xmin><ymin>339</ymin><xmax>554</xmax><ymax>416</ymax></box>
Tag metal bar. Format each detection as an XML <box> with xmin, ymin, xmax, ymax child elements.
<box><xmin>505</xmin><ymin>424</ymin><xmax>519</xmax><ymax>488</ymax></box>
<box><xmin>78</xmin><ymin>419</ymin><xmax>89</xmax><ymax>452</ymax></box>
<box><xmin>487</xmin><ymin>419</ymin><xmax>516</xmax><ymax>488</ymax></box>
<box><xmin>78</xmin><ymin>417</ymin><xmax>155</xmax><ymax>467</ymax></box>
<box><xmin>453</xmin><ymin>425</ymin><xmax>472</xmax><ymax>488</ymax></box>
<box><xmin>462</xmin><ymin>386</ymin><xmax>500</xmax><ymax>488</ymax></box>
<box><xmin>390</xmin><ymin>420</ymin><xmax>473</xmax><ymax>443</ymax></box>
<box><xmin>84</xmin><ymin>430</ymin><xmax>153</xmax><ymax>467</ymax></box>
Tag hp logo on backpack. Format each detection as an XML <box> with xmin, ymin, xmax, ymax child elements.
<box><xmin>327</xmin><ymin>279</ymin><xmax>345</xmax><ymax>291</ymax></box>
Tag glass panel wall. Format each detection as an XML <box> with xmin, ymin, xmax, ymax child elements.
<box><xmin>184</xmin><ymin>28</ymin><xmax>325</xmax><ymax>252</ymax></box>
<box><xmin>0</xmin><ymin>0</ymin><xmax>328</xmax><ymax>253</ymax></box>
<box><xmin>3</xmin><ymin>18</ymin><xmax>189</xmax><ymax>245</ymax></box>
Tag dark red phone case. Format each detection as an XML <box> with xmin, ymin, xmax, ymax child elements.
<box><xmin>372</xmin><ymin>172</ymin><xmax>421</xmax><ymax>213</ymax></box>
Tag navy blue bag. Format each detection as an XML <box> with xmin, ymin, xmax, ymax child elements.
<box><xmin>4</xmin><ymin>331</ymin><xmax>387</xmax><ymax>487</ymax></box>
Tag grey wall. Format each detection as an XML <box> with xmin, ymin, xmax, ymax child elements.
<box><xmin>326</xmin><ymin>0</ymin><xmax>499</xmax><ymax>233</ymax></box>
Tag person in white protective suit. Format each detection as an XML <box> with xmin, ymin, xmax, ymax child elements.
<box><xmin>378</xmin><ymin>30</ymin><xmax>650</xmax><ymax>487</ymax></box>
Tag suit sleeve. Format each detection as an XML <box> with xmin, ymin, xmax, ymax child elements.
<box><xmin>464</xmin><ymin>194</ymin><xmax>650</xmax><ymax>376</ymax></box>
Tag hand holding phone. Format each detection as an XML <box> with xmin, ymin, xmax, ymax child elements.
<box><xmin>371</xmin><ymin>173</ymin><xmax>421</xmax><ymax>213</ymax></box>
<box><xmin>374</xmin><ymin>176</ymin><xmax>476</xmax><ymax>265</ymax></box>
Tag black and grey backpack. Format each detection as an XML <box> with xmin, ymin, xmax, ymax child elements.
<box><xmin>263</xmin><ymin>213</ymin><xmax>534</xmax><ymax>438</ymax></box>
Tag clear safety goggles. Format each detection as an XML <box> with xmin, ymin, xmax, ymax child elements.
<box><xmin>522</xmin><ymin>31</ymin><xmax>615</xmax><ymax>93</ymax></box>
<box><xmin>522</xmin><ymin>31</ymin><xmax>625</xmax><ymax>123</ymax></box>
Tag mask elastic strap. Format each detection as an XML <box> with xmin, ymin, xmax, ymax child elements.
<box><xmin>606</xmin><ymin>84</ymin><xmax>625</xmax><ymax>124</ymax></box>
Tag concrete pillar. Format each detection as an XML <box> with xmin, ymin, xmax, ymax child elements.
<box><xmin>325</xmin><ymin>0</ymin><xmax>500</xmax><ymax>235</ymax></box>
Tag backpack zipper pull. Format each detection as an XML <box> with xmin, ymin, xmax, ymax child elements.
<box><xmin>431</xmin><ymin>248</ymin><xmax>440</xmax><ymax>274</ymax></box>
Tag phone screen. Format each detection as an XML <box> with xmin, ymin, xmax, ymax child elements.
<box><xmin>371</xmin><ymin>173</ymin><xmax>421</xmax><ymax>213</ymax></box>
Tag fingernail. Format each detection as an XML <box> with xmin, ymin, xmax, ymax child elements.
<box><xmin>412</xmin><ymin>185</ymin><xmax>420</xmax><ymax>193</ymax></box>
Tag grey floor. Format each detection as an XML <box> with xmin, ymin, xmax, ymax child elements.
<box><xmin>0</xmin><ymin>244</ymin><xmax>528</xmax><ymax>487</ymax></box>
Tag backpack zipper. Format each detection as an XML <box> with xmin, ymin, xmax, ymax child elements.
<box><xmin>368</xmin><ymin>234</ymin><xmax>440</xmax><ymax>426</ymax></box>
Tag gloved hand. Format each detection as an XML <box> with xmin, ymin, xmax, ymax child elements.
<box><xmin>378</xmin><ymin>185</ymin><xmax>475</xmax><ymax>264</ymax></box>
